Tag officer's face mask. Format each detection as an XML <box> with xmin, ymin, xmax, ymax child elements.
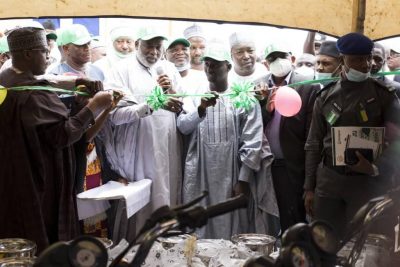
<box><xmin>345</xmin><ymin>67</ymin><xmax>370</xmax><ymax>82</ymax></box>
<box><xmin>295</xmin><ymin>66</ymin><xmax>315</xmax><ymax>80</ymax></box>
<box><xmin>269</xmin><ymin>58</ymin><xmax>293</xmax><ymax>77</ymax></box>
<box><xmin>315</xmin><ymin>72</ymin><xmax>333</xmax><ymax>86</ymax></box>
<box><xmin>343</xmin><ymin>57</ymin><xmax>370</xmax><ymax>82</ymax></box>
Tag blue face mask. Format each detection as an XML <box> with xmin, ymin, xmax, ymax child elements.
<box><xmin>345</xmin><ymin>67</ymin><xmax>370</xmax><ymax>82</ymax></box>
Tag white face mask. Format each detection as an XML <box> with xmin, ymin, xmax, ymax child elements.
<box><xmin>295</xmin><ymin>66</ymin><xmax>315</xmax><ymax>80</ymax></box>
<box><xmin>315</xmin><ymin>72</ymin><xmax>333</xmax><ymax>86</ymax></box>
<box><xmin>269</xmin><ymin>58</ymin><xmax>293</xmax><ymax>77</ymax></box>
<box><xmin>176</xmin><ymin>63</ymin><xmax>191</xmax><ymax>72</ymax></box>
<box><xmin>114</xmin><ymin>50</ymin><xmax>134</xmax><ymax>59</ymax></box>
<box><xmin>345</xmin><ymin>67</ymin><xmax>370</xmax><ymax>82</ymax></box>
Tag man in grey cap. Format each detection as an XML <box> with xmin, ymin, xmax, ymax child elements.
<box><xmin>228</xmin><ymin>31</ymin><xmax>267</xmax><ymax>84</ymax></box>
<box><xmin>304</xmin><ymin>40</ymin><xmax>341</xmax><ymax>217</ymax></box>
<box><xmin>305</xmin><ymin>33</ymin><xmax>398</xmax><ymax>239</ymax></box>
<box><xmin>313</xmin><ymin>41</ymin><xmax>341</xmax><ymax>87</ymax></box>
<box><xmin>0</xmin><ymin>25</ymin><xmax>113</xmax><ymax>252</ymax></box>
<box><xmin>184</xmin><ymin>23</ymin><xmax>207</xmax><ymax>71</ymax></box>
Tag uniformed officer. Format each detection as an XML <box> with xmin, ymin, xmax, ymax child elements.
<box><xmin>304</xmin><ymin>32</ymin><xmax>398</xmax><ymax>240</ymax></box>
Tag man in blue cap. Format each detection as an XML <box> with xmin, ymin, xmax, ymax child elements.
<box><xmin>305</xmin><ymin>32</ymin><xmax>398</xmax><ymax>239</ymax></box>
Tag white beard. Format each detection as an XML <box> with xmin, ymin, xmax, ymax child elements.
<box><xmin>136</xmin><ymin>51</ymin><xmax>156</xmax><ymax>68</ymax></box>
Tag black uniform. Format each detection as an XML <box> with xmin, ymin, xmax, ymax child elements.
<box><xmin>304</xmin><ymin>77</ymin><xmax>398</xmax><ymax>238</ymax></box>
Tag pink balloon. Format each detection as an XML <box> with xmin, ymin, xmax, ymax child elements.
<box><xmin>275</xmin><ymin>86</ymin><xmax>302</xmax><ymax>117</ymax></box>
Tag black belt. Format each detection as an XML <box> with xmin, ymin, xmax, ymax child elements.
<box><xmin>323</xmin><ymin>164</ymin><xmax>363</xmax><ymax>176</ymax></box>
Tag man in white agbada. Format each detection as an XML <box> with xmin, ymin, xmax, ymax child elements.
<box><xmin>110</xmin><ymin>27</ymin><xmax>184</xmax><ymax>230</ymax></box>
<box><xmin>177</xmin><ymin>43</ymin><xmax>279</xmax><ymax>240</ymax></box>
<box><xmin>228</xmin><ymin>32</ymin><xmax>267</xmax><ymax>84</ymax></box>
<box><xmin>94</xmin><ymin>26</ymin><xmax>136</xmax><ymax>83</ymax></box>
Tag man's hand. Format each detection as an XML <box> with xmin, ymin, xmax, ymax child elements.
<box><xmin>254</xmin><ymin>82</ymin><xmax>268</xmax><ymax>101</ymax></box>
<box><xmin>304</xmin><ymin>190</ymin><xmax>315</xmax><ymax>217</ymax></box>
<box><xmin>87</xmin><ymin>91</ymin><xmax>113</xmax><ymax>115</ymax></box>
<box><xmin>198</xmin><ymin>92</ymin><xmax>218</xmax><ymax>117</ymax></box>
<box><xmin>157</xmin><ymin>74</ymin><xmax>175</xmax><ymax>93</ymax></box>
<box><xmin>117</xmin><ymin>177</ymin><xmax>129</xmax><ymax>186</ymax></box>
<box><xmin>110</xmin><ymin>90</ymin><xmax>125</xmax><ymax>110</ymax></box>
<box><xmin>164</xmin><ymin>97</ymin><xmax>183</xmax><ymax>114</ymax></box>
<box><xmin>347</xmin><ymin>151</ymin><xmax>375</xmax><ymax>175</ymax></box>
<box><xmin>75</xmin><ymin>78</ymin><xmax>103</xmax><ymax>96</ymax></box>
<box><xmin>232</xmin><ymin>181</ymin><xmax>251</xmax><ymax>197</ymax></box>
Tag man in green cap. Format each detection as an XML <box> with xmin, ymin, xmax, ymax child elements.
<box><xmin>177</xmin><ymin>42</ymin><xmax>279</xmax><ymax>239</ymax></box>
<box><xmin>49</xmin><ymin>24</ymin><xmax>104</xmax><ymax>81</ymax></box>
<box><xmin>111</xmin><ymin>27</ymin><xmax>184</xmax><ymax>233</ymax></box>
<box><xmin>165</xmin><ymin>36</ymin><xmax>208</xmax><ymax>94</ymax></box>
<box><xmin>256</xmin><ymin>42</ymin><xmax>318</xmax><ymax>234</ymax></box>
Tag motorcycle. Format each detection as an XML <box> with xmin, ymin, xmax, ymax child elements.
<box><xmin>244</xmin><ymin>187</ymin><xmax>400</xmax><ymax>267</ymax></box>
<box><xmin>34</xmin><ymin>187</ymin><xmax>400</xmax><ymax>267</ymax></box>
<box><xmin>34</xmin><ymin>191</ymin><xmax>248</xmax><ymax>267</ymax></box>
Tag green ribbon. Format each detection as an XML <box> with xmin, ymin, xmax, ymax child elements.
<box><xmin>146</xmin><ymin>86</ymin><xmax>168</xmax><ymax>110</ymax></box>
<box><xmin>373</xmin><ymin>70</ymin><xmax>400</xmax><ymax>76</ymax></box>
<box><xmin>228</xmin><ymin>81</ymin><xmax>257</xmax><ymax>110</ymax></box>
<box><xmin>146</xmin><ymin>82</ymin><xmax>258</xmax><ymax>111</ymax></box>
<box><xmin>0</xmin><ymin>85</ymin><xmax>89</xmax><ymax>96</ymax></box>
<box><xmin>5</xmin><ymin>69</ymin><xmax>400</xmax><ymax>109</ymax></box>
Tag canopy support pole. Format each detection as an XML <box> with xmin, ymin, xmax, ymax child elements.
<box><xmin>352</xmin><ymin>0</ymin><xmax>366</xmax><ymax>34</ymax></box>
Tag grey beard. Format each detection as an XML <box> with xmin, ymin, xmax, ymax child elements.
<box><xmin>136</xmin><ymin>52</ymin><xmax>156</xmax><ymax>68</ymax></box>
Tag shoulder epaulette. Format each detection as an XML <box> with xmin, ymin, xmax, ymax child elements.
<box><xmin>372</xmin><ymin>78</ymin><xmax>396</xmax><ymax>92</ymax></box>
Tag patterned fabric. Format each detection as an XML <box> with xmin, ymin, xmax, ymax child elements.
<box><xmin>82</xmin><ymin>142</ymin><xmax>108</xmax><ymax>238</ymax></box>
